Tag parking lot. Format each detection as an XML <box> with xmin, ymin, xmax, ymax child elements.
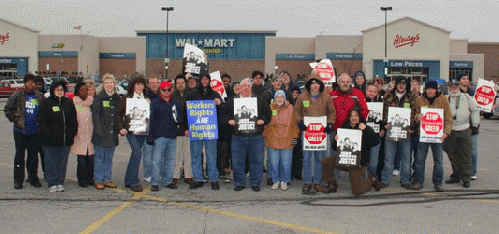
<box><xmin>0</xmin><ymin>99</ymin><xmax>498</xmax><ymax>234</ymax></box>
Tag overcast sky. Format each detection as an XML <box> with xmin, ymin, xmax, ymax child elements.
<box><xmin>1</xmin><ymin>0</ymin><xmax>498</xmax><ymax>41</ymax></box>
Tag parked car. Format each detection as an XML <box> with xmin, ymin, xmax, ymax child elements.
<box><xmin>0</xmin><ymin>80</ymin><xmax>24</xmax><ymax>98</ymax></box>
<box><xmin>1</xmin><ymin>79</ymin><xmax>24</xmax><ymax>88</ymax></box>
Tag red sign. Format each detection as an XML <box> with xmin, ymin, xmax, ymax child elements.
<box><xmin>475</xmin><ymin>85</ymin><xmax>495</xmax><ymax>106</ymax></box>
<box><xmin>421</xmin><ymin>112</ymin><xmax>443</xmax><ymax>135</ymax></box>
<box><xmin>304</xmin><ymin>123</ymin><xmax>326</xmax><ymax>144</ymax></box>
<box><xmin>393</xmin><ymin>33</ymin><xmax>420</xmax><ymax>49</ymax></box>
<box><xmin>0</xmin><ymin>33</ymin><xmax>10</xmax><ymax>45</ymax></box>
<box><xmin>313</xmin><ymin>63</ymin><xmax>335</xmax><ymax>82</ymax></box>
<box><xmin>210</xmin><ymin>79</ymin><xmax>225</xmax><ymax>97</ymax></box>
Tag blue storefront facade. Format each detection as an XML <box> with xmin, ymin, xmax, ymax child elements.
<box><xmin>0</xmin><ymin>57</ymin><xmax>29</xmax><ymax>79</ymax></box>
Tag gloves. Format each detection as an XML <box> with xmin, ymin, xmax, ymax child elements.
<box><xmin>146</xmin><ymin>140</ymin><xmax>155</xmax><ymax>146</ymax></box>
<box><xmin>292</xmin><ymin>138</ymin><xmax>298</xmax><ymax>145</ymax></box>
<box><xmin>471</xmin><ymin>126</ymin><xmax>479</xmax><ymax>135</ymax></box>
<box><xmin>298</xmin><ymin>121</ymin><xmax>307</xmax><ymax>131</ymax></box>
<box><xmin>324</xmin><ymin>123</ymin><xmax>332</xmax><ymax>134</ymax></box>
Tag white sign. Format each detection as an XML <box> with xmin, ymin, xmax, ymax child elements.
<box><xmin>420</xmin><ymin>108</ymin><xmax>444</xmax><ymax>143</ymax></box>
<box><xmin>125</xmin><ymin>98</ymin><xmax>150</xmax><ymax>135</ymax></box>
<box><xmin>474</xmin><ymin>78</ymin><xmax>496</xmax><ymax>113</ymax></box>
<box><xmin>309</xmin><ymin>59</ymin><xmax>336</xmax><ymax>85</ymax></box>
<box><xmin>337</xmin><ymin>128</ymin><xmax>362</xmax><ymax>166</ymax></box>
<box><xmin>234</xmin><ymin>97</ymin><xmax>258</xmax><ymax>134</ymax></box>
<box><xmin>387</xmin><ymin>107</ymin><xmax>411</xmax><ymax>142</ymax></box>
<box><xmin>303</xmin><ymin>116</ymin><xmax>328</xmax><ymax>151</ymax></box>
<box><xmin>209</xmin><ymin>71</ymin><xmax>227</xmax><ymax>99</ymax></box>
<box><xmin>366</xmin><ymin>102</ymin><xmax>383</xmax><ymax>133</ymax></box>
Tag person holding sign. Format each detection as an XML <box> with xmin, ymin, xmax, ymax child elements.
<box><xmin>411</xmin><ymin>81</ymin><xmax>453</xmax><ymax>192</ymax></box>
<box><xmin>92</xmin><ymin>74</ymin><xmax>121</xmax><ymax>190</ymax></box>
<box><xmin>380</xmin><ymin>76</ymin><xmax>418</xmax><ymax>189</ymax></box>
<box><xmin>71</xmin><ymin>81</ymin><xmax>95</xmax><ymax>188</ymax></box>
<box><xmin>38</xmin><ymin>80</ymin><xmax>78</xmax><ymax>192</ymax></box>
<box><xmin>221</xmin><ymin>78</ymin><xmax>271</xmax><ymax>192</ymax></box>
<box><xmin>444</xmin><ymin>80</ymin><xmax>480</xmax><ymax>188</ymax></box>
<box><xmin>117</xmin><ymin>75</ymin><xmax>150</xmax><ymax>192</ymax></box>
<box><xmin>264</xmin><ymin>90</ymin><xmax>300</xmax><ymax>191</ymax></box>
<box><xmin>322</xmin><ymin>108</ymin><xmax>381</xmax><ymax>196</ymax></box>
<box><xmin>293</xmin><ymin>74</ymin><xmax>336</xmax><ymax>194</ymax></box>
<box><xmin>185</xmin><ymin>74</ymin><xmax>223</xmax><ymax>190</ymax></box>
<box><xmin>365</xmin><ymin>82</ymin><xmax>384</xmax><ymax>179</ymax></box>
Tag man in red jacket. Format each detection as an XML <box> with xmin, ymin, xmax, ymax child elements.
<box><xmin>330</xmin><ymin>73</ymin><xmax>369</xmax><ymax>131</ymax></box>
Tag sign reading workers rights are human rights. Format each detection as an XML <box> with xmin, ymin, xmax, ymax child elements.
<box><xmin>187</xmin><ymin>100</ymin><xmax>218</xmax><ymax>140</ymax></box>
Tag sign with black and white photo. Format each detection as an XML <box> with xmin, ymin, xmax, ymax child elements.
<box><xmin>420</xmin><ymin>108</ymin><xmax>444</xmax><ymax>143</ymax></box>
<box><xmin>234</xmin><ymin>97</ymin><xmax>258</xmax><ymax>134</ymax></box>
<box><xmin>387</xmin><ymin>107</ymin><xmax>411</xmax><ymax>142</ymax></box>
<box><xmin>336</xmin><ymin>128</ymin><xmax>362</xmax><ymax>166</ymax></box>
<box><xmin>182</xmin><ymin>43</ymin><xmax>209</xmax><ymax>77</ymax></box>
<box><xmin>303</xmin><ymin>116</ymin><xmax>328</xmax><ymax>151</ymax></box>
<box><xmin>366</xmin><ymin>102</ymin><xmax>383</xmax><ymax>133</ymax></box>
<box><xmin>125</xmin><ymin>98</ymin><xmax>150</xmax><ymax>135</ymax></box>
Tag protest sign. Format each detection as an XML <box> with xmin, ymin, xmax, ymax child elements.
<box><xmin>125</xmin><ymin>98</ymin><xmax>150</xmax><ymax>135</ymax></box>
<box><xmin>474</xmin><ymin>78</ymin><xmax>496</xmax><ymax>113</ymax></box>
<box><xmin>182</xmin><ymin>43</ymin><xmax>209</xmax><ymax>77</ymax></box>
<box><xmin>336</xmin><ymin>128</ymin><xmax>362</xmax><ymax>166</ymax></box>
<box><xmin>419</xmin><ymin>108</ymin><xmax>444</xmax><ymax>143</ymax></box>
<box><xmin>303</xmin><ymin>116</ymin><xmax>327</xmax><ymax>151</ymax></box>
<box><xmin>387</xmin><ymin>107</ymin><xmax>411</xmax><ymax>142</ymax></box>
<box><xmin>186</xmin><ymin>100</ymin><xmax>218</xmax><ymax>140</ymax></box>
<box><xmin>234</xmin><ymin>97</ymin><xmax>258</xmax><ymax>134</ymax></box>
<box><xmin>209</xmin><ymin>71</ymin><xmax>227</xmax><ymax>99</ymax></box>
<box><xmin>309</xmin><ymin>59</ymin><xmax>336</xmax><ymax>85</ymax></box>
<box><xmin>366</xmin><ymin>102</ymin><xmax>383</xmax><ymax>133</ymax></box>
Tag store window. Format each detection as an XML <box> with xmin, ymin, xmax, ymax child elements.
<box><xmin>385</xmin><ymin>67</ymin><xmax>429</xmax><ymax>83</ymax></box>
<box><xmin>449</xmin><ymin>68</ymin><xmax>473</xmax><ymax>82</ymax></box>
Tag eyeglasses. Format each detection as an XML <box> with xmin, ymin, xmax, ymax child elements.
<box><xmin>162</xmin><ymin>88</ymin><xmax>172</xmax><ymax>92</ymax></box>
<box><xmin>54</xmin><ymin>88</ymin><xmax>64</xmax><ymax>92</ymax></box>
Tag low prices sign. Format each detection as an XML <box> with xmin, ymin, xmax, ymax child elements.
<box><xmin>474</xmin><ymin>78</ymin><xmax>496</xmax><ymax>113</ymax></box>
<box><xmin>303</xmin><ymin>116</ymin><xmax>327</xmax><ymax>151</ymax></box>
<box><xmin>209</xmin><ymin>71</ymin><xmax>227</xmax><ymax>99</ymax></box>
<box><xmin>309</xmin><ymin>59</ymin><xmax>336</xmax><ymax>85</ymax></box>
<box><xmin>419</xmin><ymin>108</ymin><xmax>444</xmax><ymax>143</ymax></box>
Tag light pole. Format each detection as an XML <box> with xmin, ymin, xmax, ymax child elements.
<box><xmin>161</xmin><ymin>7</ymin><xmax>174</xmax><ymax>80</ymax></box>
<box><xmin>380</xmin><ymin>6</ymin><xmax>392</xmax><ymax>82</ymax></box>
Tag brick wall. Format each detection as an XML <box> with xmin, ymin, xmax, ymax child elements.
<box><xmin>99</xmin><ymin>59</ymin><xmax>136</xmax><ymax>80</ymax></box>
<box><xmin>468</xmin><ymin>44</ymin><xmax>499</xmax><ymax>83</ymax></box>
<box><xmin>38</xmin><ymin>57</ymin><xmax>78</xmax><ymax>75</ymax></box>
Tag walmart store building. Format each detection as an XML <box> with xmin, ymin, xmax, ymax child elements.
<box><xmin>0</xmin><ymin>16</ymin><xmax>492</xmax><ymax>82</ymax></box>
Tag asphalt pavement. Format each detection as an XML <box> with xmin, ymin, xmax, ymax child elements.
<box><xmin>0</xmin><ymin>99</ymin><xmax>498</xmax><ymax>234</ymax></box>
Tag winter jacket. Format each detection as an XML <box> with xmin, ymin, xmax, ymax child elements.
<box><xmin>383</xmin><ymin>90</ymin><xmax>418</xmax><ymax>131</ymax></box>
<box><xmin>37</xmin><ymin>93</ymin><xmax>78</xmax><ymax>147</ymax></box>
<box><xmin>330</xmin><ymin>88</ymin><xmax>369</xmax><ymax>131</ymax></box>
<box><xmin>221</xmin><ymin>94</ymin><xmax>272</xmax><ymax>136</ymax></box>
<box><xmin>252</xmin><ymin>84</ymin><xmax>267</xmax><ymax>97</ymax></box>
<box><xmin>92</xmin><ymin>90</ymin><xmax>120</xmax><ymax>147</ymax></box>
<box><xmin>172</xmin><ymin>89</ymin><xmax>189</xmax><ymax>136</ymax></box>
<box><xmin>447</xmin><ymin>92</ymin><xmax>480</xmax><ymax>131</ymax></box>
<box><xmin>71</xmin><ymin>96</ymin><xmax>94</xmax><ymax>155</ymax></box>
<box><xmin>4</xmin><ymin>89</ymin><xmax>44</xmax><ymax>131</ymax></box>
<box><xmin>334</xmin><ymin>123</ymin><xmax>379</xmax><ymax>166</ymax></box>
<box><xmin>264</xmin><ymin>102</ymin><xmax>300</xmax><ymax>149</ymax></box>
<box><xmin>294</xmin><ymin>90</ymin><xmax>336</xmax><ymax>125</ymax></box>
<box><xmin>148</xmin><ymin>97</ymin><xmax>182</xmax><ymax>142</ymax></box>
<box><xmin>414</xmin><ymin>92</ymin><xmax>454</xmax><ymax>135</ymax></box>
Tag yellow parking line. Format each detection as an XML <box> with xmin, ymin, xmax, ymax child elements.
<box><xmin>79</xmin><ymin>201</ymin><xmax>133</xmax><ymax>234</ymax></box>
<box><xmin>141</xmin><ymin>194</ymin><xmax>338</xmax><ymax>234</ymax></box>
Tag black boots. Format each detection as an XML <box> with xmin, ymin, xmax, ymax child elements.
<box><xmin>77</xmin><ymin>155</ymin><xmax>95</xmax><ymax>187</ymax></box>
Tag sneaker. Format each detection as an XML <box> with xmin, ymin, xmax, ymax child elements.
<box><xmin>392</xmin><ymin>170</ymin><xmax>400</xmax><ymax>176</ymax></box>
<box><xmin>251</xmin><ymin>186</ymin><xmax>261</xmax><ymax>192</ymax></box>
<box><xmin>271</xmin><ymin>182</ymin><xmax>280</xmax><ymax>190</ymax></box>
<box><xmin>57</xmin><ymin>185</ymin><xmax>65</xmax><ymax>192</ymax></box>
<box><xmin>130</xmin><ymin>184</ymin><xmax>144</xmax><ymax>192</ymax></box>
<box><xmin>471</xmin><ymin>176</ymin><xmax>477</xmax><ymax>180</ymax></box>
<box><xmin>49</xmin><ymin>186</ymin><xmax>58</xmax><ymax>193</ymax></box>
<box><xmin>280</xmin><ymin>182</ymin><xmax>288</xmax><ymax>191</ymax></box>
<box><xmin>434</xmin><ymin>185</ymin><xmax>444</xmax><ymax>192</ymax></box>
<box><xmin>95</xmin><ymin>183</ymin><xmax>105</xmax><ymax>190</ymax></box>
<box><xmin>143</xmin><ymin>177</ymin><xmax>151</xmax><ymax>183</ymax></box>
<box><xmin>165</xmin><ymin>183</ymin><xmax>177</xmax><ymax>190</ymax></box>
<box><xmin>103</xmin><ymin>181</ymin><xmax>117</xmax><ymax>188</ymax></box>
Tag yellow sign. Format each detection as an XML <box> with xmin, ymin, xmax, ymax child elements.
<box><xmin>202</xmin><ymin>49</ymin><xmax>221</xmax><ymax>54</ymax></box>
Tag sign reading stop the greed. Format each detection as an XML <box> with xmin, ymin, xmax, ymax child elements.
<box><xmin>420</xmin><ymin>108</ymin><xmax>444</xmax><ymax>143</ymax></box>
<box><xmin>303</xmin><ymin>116</ymin><xmax>327</xmax><ymax>151</ymax></box>
<box><xmin>474</xmin><ymin>78</ymin><xmax>496</xmax><ymax>113</ymax></box>
<box><xmin>309</xmin><ymin>59</ymin><xmax>336</xmax><ymax>85</ymax></box>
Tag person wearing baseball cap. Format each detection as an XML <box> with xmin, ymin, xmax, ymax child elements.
<box><xmin>411</xmin><ymin>80</ymin><xmax>453</xmax><ymax>192</ymax></box>
<box><xmin>443</xmin><ymin>79</ymin><xmax>480</xmax><ymax>188</ymax></box>
<box><xmin>147</xmin><ymin>81</ymin><xmax>184</xmax><ymax>192</ymax></box>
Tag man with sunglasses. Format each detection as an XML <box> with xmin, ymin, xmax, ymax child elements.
<box><xmin>147</xmin><ymin>82</ymin><xmax>184</xmax><ymax>192</ymax></box>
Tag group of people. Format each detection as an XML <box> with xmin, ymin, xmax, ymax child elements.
<box><xmin>5</xmin><ymin>70</ymin><xmax>480</xmax><ymax>196</ymax></box>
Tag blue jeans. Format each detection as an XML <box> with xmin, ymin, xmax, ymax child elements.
<box><xmin>302</xmin><ymin>150</ymin><xmax>324</xmax><ymax>184</ymax></box>
<box><xmin>151</xmin><ymin>137</ymin><xmax>176</xmax><ymax>186</ymax></box>
<box><xmin>471</xmin><ymin>134</ymin><xmax>479</xmax><ymax>176</ymax></box>
<box><xmin>43</xmin><ymin>146</ymin><xmax>70</xmax><ymax>187</ymax></box>
<box><xmin>190</xmin><ymin>139</ymin><xmax>219</xmax><ymax>182</ymax></box>
<box><xmin>231</xmin><ymin>135</ymin><xmax>264</xmax><ymax>187</ymax></box>
<box><xmin>268</xmin><ymin>148</ymin><xmax>293</xmax><ymax>183</ymax></box>
<box><xmin>368</xmin><ymin>143</ymin><xmax>381</xmax><ymax>178</ymax></box>
<box><xmin>413</xmin><ymin>142</ymin><xmax>443</xmax><ymax>186</ymax></box>
<box><xmin>381</xmin><ymin>138</ymin><xmax>411</xmax><ymax>185</ymax></box>
<box><xmin>94</xmin><ymin>145</ymin><xmax>116</xmax><ymax>183</ymax></box>
<box><xmin>142</xmin><ymin>143</ymin><xmax>154</xmax><ymax>179</ymax></box>
<box><xmin>125</xmin><ymin>134</ymin><xmax>146</xmax><ymax>186</ymax></box>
